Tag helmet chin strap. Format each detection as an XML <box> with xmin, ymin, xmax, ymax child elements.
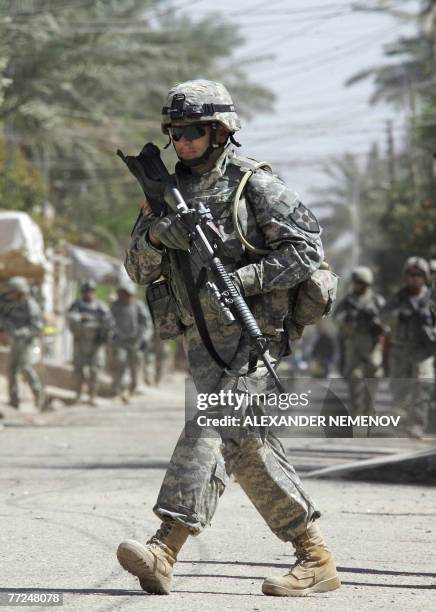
<box><xmin>175</xmin><ymin>122</ymin><xmax>226</xmax><ymax>168</ymax></box>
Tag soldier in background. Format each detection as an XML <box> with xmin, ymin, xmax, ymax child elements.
<box><xmin>334</xmin><ymin>266</ymin><xmax>385</xmax><ymax>417</ymax></box>
<box><xmin>430</xmin><ymin>259</ymin><xmax>436</xmax><ymax>318</ymax></box>
<box><xmin>0</xmin><ymin>276</ymin><xmax>45</xmax><ymax>411</ymax></box>
<box><xmin>67</xmin><ymin>280</ymin><xmax>113</xmax><ymax>406</ymax></box>
<box><xmin>309</xmin><ymin>327</ymin><xmax>335</xmax><ymax>378</ymax></box>
<box><xmin>429</xmin><ymin>259</ymin><xmax>436</xmax><ymax>286</ymax></box>
<box><xmin>427</xmin><ymin>259</ymin><xmax>436</xmax><ymax>432</ymax></box>
<box><xmin>380</xmin><ymin>257</ymin><xmax>435</xmax><ymax>438</ymax></box>
<box><xmin>110</xmin><ymin>280</ymin><xmax>152</xmax><ymax>402</ymax></box>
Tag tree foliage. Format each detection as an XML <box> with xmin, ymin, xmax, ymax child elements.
<box><xmin>0</xmin><ymin>0</ymin><xmax>273</xmax><ymax>254</ymax></box>
<box><xmin>322</xmin><ymin>0</ymin><xmax>436</xmax><ymax>291</ymax></box>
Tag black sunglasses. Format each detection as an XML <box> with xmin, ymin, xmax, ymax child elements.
<box><xmin>169</xmin><ymin>124</ymin><xmax>207</xmax><ymax>142</ymax></box>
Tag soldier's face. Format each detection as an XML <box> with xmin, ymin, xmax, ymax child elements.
<box><xmin>405</xmin><ymin>271</ymin><xmax>425</xmax><ymax>293</ymax></box>
<box><xmin>170</xmin><ymin>122</ymin><xmax>229</xmax><ymax>161</ymax></box>
<box><xmin>82</xmin><ymin>289</ymin><xmax>94</xmax><ymax>302</ymax></box>
<box><xmin>171</xmin><ymin>122</ymin><xmax>211</xmax><ymax>160</ymax></box>
<box><xmin>118</xmin><ymin>289</ymin><xmax>131</xmax><ymax>303</ymax></box>
<box><xmin>352</xmin><ymin>280</ymin><xmax>367</xmax><ymax>295</ymax></box>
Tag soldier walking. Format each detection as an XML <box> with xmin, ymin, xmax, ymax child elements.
<box><xmin>110</xmin><ymin>280</ymin><xmax>152</xmax><ymax>401</ymax></box>
<box><xmin>0</xmin><ymin>277</ymin><xmax>45</xmax><ymax>411</ymax></box>
<box><xmin>117</xmin><ymin>80</ymin><xmax>340</xmax><ymax>597</ymax></box>
<box><xmin>381</xmin><ymin>257</ymin><xmax>435</xmax><ymax>438</ymax></box>
<box><xmin>67</xmin><ymin>280</ymin><xmax>113</xmax><ymax>406</ymax></box>
<box><xmin>334</xmin><ymin>266</ymin><xmax>385</xmax><ymax>418</ymax></box>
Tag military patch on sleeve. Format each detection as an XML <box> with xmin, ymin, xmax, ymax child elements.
<box><xmin>290</xmin><ymin>202</ymin><xmax>320</xmax><ymax>233</ymax></box>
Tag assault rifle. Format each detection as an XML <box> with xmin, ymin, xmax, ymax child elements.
<box><xmin>117</xmin><ymin>143</ymin><xmax>285</xmax><ymax>393</ymax></box>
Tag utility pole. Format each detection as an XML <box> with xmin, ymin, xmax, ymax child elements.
<box><xmin>41</xmin><ymin>142</ymin><xmax>55</xmax><ymax>222</ymax></box>
<box><xmin>350</xmin><ymin>173</ymin><xmax>361</xmax><ymax>269</ymax></box>
<box><xmin>406</xmin><ymin>78</ymin><xmax>420</xmax><ymax>201</ymax></box>
<box><xmin>385</xmin><ymin>120</ymin><xmax>396</xmax><ymax>216</ymax></box>
<box><xmin>386</xmin><ymin>120</ymin><xmax>395</xmax><ymax>187</ymax></box>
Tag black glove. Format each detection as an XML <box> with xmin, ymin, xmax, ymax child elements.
<box><xmin>149</xmin><ymin>213</ymin><xmax>191</xmax><ymax>251</ymax></box>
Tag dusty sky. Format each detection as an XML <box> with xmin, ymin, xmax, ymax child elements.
<box><xmin>175</xmin><ymin>0</ymin><xmax>418</xmax><ymax>201</ymax></box>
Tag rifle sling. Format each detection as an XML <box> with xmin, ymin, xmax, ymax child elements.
<box><xmin>177</xmin><ymin>251</ymin><xmax>232</xmax><ymax>371</ymax></box>
<box><xmin>177</xmin><ymin>251</ymin><xmax>260</xmax><ymax>377</ymax></box>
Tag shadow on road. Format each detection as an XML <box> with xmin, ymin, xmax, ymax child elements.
<box><xmin>179</xmin><ymin>559</ymin><xmax>436</xmax><ymax>578</ymax></box>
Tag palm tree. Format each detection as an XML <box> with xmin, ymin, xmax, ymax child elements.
<box><xmin>0</xmin><ymin>0</ymin><xmax>274</xmax><ymax>252</ymax></box>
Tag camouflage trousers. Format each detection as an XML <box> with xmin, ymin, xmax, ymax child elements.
<box><xmin>73</xmin><ymin>345</ymin><xmax>102</xmax><ymax>398</ymax></box>
<box><xmin>8</xmin><ymin>339</ymin><xmax>44</xmax><ymax>409</ymax></box>
<box><xmin>389</xmin><ymin>345</ymin><xmax>434</xmax><ymax>433</ymax></box>
<box><xmin>153</xmin><ymin>322</ymin><xmax>320</xmax><ymax>541</ymax></box>
<box><xmin>111</xmin><ymin>343</ymin><xmax>140</xmax><ymax>394</ymax></box>
<box><xmin>343</xmin><ymin>339</ymin><xmax>383</xmax><ymax>417</ymax></box>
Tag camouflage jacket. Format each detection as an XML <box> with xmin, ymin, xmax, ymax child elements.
<box><xmin>380</xmin><ymin>285</ymin><xmax>436</xmax><ymax>353</ymax></box>
<box><xmin>125</xmin><ymin>146</ymin><xmax>324</xmax><ymax>340</ymax></box>
<box><xmin>67</xmin><ymin>298</ymin><xmax>113</xmax><ymax>344</ymax></box>
<box><xmin>334</xmin><ymin>289</ymin><xmax>386</xmax><ymax>340</ymax></box>
<box><xmin>0</xmin><ymin>296</ymin><xmax>43</xmax><ymax>341</ymax></box>
<box><xmin>110</xmin><ymin>298</ymin><xmax>153</xmax><ymax>347</ymax></box>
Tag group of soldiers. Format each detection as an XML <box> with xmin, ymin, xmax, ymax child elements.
<box><xmin>1</xmin><ymin>247</ymin><xmax>434</xmax><ymax>441</ymax></box>
<box><xmin>2</xmin><ymin>75</ymin><xmax>434</xmax><ymax>599</ymax></box>
<box><xmin>334</xmin><ymin>256</ymin><xmax>436</xmax><ymax>438</ymax></box>
<box><xmin>0</xmin><ymin>276</ymin><xmax>153</xmax><ymax>411</ymax></box>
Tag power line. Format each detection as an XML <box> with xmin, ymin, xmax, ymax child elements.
<box><xmin>237</xmin><ymin>7</ymin><xmax>351</xmax><ymax>59</ymax></box>
<box><xmin>261</xmin><ymin>24</ymin><xmax>399</xmax><ymax>82</ymax></box>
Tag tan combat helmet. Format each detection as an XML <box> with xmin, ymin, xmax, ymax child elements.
<box><xmin>118</xmin><ymin>279</ymin><xmax>135</xmax><ymax>295</ymax></box>
<box><xmin>161</xmin><ymin>79</ymin><xmax>241</xmax><ymax>135</ymax></box>
<box><xmin>403</xmin><ymin>256</ymin><xmax>430</xmax><ymax>281</ymax></box>
<box><xmin>81</xmin><ymin>280</ymin><xmax>96</xmax><ymax>292</ymax></box>
<box><xmin>8</xmin><ymin>276</ymin><xmax>30</xmax><ymax>295</ymax></box>
<box><xmin>351</xmin><ymin>266</ymin><xmax>373</xmax><ymax>286</ymax></box>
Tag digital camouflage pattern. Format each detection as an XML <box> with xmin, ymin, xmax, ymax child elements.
<box><xmin>126</xmin><ymin>146</ymin><xmax>324</xmax><ymax>342</ymax></box>
<box><xmin>154</xmin><ymin>331</ymin><xmax>319</xmax><ymax>539</ymax></box>
<box><xmin>334</xmin><ymin>287</ymin><xmax>385</xmax><ymax>417</ymax></box>
<box><xmin>161</xmin><ymin>79</ymin><xmax>241</xmax><ymax>134</ymax></box>
<box><xmin>110</xmin><ymin>298</ymin><xmax>152</xmax><ymax>394</ymax></box>
<box><xmin>67</xmin><ymin>297</ymin><xmax>113</xmax><ymax>398</ymax></box>
<box><xmin>0</xmin><ymin>293</ymin><xmax>44</xmax><ymax>409</ymax></box>
<box><xmin>292</xmin><ymin>267</ymin><xmax>338</xmax><ymax>328</ymax></box>
<box><xmin>125</xmin><ymin>143</ymin><xmax>323</xmax><ymax>539</ymax></box>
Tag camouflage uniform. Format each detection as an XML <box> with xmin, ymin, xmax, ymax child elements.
<box><xmin>381</xmin><ymin>259</ymin><xmax>435</xmax><ymax>436</ymax></box>
<box><xmin>117</xmin><ymin>79</ymin><xmax>341</xmax><ymax>599</ymax></box>
<box><xmin>334</xmin><ymin>268</ymin><xmax>385</xmax><ymax>417</ymax></box>
<box><xmin>67</xmin><ymin>287</ymin><xmax>113</xmax><ymax>401</ymax></box>
<box><xmin>110</xmin><ymin>292</ymin><xmax>152</xmax><ymax>396</ymax></box>
<box><xmin>431</xmin><ymin>265</ymin><xmax>436</xmax><ymax>433</ymax></box>
<box><xmin>125</xmin><ymin>140</ymin><xmax>324</xmax><ymax>537</ymax></box>
<box><xmin>0</xmin><ymin>277</ymin><xmax>45</xmax><ymax>409</ymax></box>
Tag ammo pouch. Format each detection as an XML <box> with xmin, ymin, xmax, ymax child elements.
<box><xmin>146</xmin><ymin>279</ymin><xmax>184</xmax><ymax>340</ymax></box>
<box><xmin>292</xmin><ymin>268</ymin><xmax>338</xmax><ymax>327</ymax></box>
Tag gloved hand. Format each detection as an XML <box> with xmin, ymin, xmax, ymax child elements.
<box><xmin>149</xmin><ymin>213</ymin><xmax>191</xmax><ymax>251</ymax></box>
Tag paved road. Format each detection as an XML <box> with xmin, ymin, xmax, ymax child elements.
<box><xmin>1</xmin><ymin>377</ymin><xmax>435</xmax><ymax>611</ymax></box>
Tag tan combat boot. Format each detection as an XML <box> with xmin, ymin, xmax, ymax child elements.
<box><xmin>117</xmin><ymin>519</ymin><xmax>190</xmax><ymax>595</ymax></box>
<box><xmin>262</xmin><ymin>521</ymin><xmax>340</xmax><ymax>597</ymax></box>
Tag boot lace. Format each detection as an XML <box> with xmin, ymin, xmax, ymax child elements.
<box><xmin>288</xmin><ymin>537</ymin><xmax>310</xmax><ymax>573</ymax></box>
<box><xmin>147</xmin><ymin>520</ymin><xmax>175</xmax><ymax>546</ymax></box>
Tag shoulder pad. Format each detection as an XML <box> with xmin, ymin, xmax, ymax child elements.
<box><xmin>228</xmin><ymin>153</ymin><xmax>273</xmax><ymax>174</ymax></box>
